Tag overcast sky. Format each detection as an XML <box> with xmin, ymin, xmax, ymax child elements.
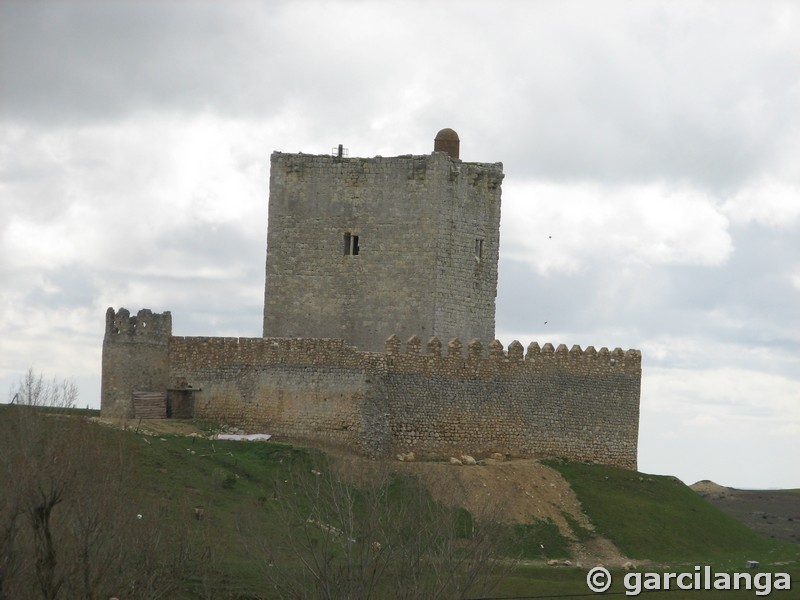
<box><xmin>1</xmin><ymin>0</ymin><xmax>798</xmax><ymax>489</ymax></box>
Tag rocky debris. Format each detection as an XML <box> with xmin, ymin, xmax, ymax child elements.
<box><xmin>546</xmin><ymin>559</ymin><xmax>575</xmax><ymax>567</ymax></box>
<box><xmin>460</xmin><ymin>454</ymin><xmax>477</xmax><ymax>465</ymax></box>
<box><xmin>396</xmin><ymin>451</ymin><xmax>416</xmax><ymax>462</ymax></box>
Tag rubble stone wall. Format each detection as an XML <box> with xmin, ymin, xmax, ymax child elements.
<box><xmin>102</xmin><ymin>309</ymin><xmax>640</xmax><ymax>469</ymax></box>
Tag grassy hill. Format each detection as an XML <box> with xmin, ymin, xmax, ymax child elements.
<box><xmin>544</xmin><ymin>459</ymin><xmax>797</xmax><ymax>565</ymax></box>
<box><xmin>1</xmin><ymin>407</ymin><xmax>797</xmax><ymax>599</ymax></box>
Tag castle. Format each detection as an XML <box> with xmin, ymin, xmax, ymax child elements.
<box><xmin>101</xmin><ymin>129</ymin><xmax>641</xmax><ymax>469</ymax></box>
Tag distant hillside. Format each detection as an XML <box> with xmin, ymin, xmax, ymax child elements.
<box><xmin>691</xmin><ymin>480</ymin><xmax>800</xmax><ymax>544</ymax></box>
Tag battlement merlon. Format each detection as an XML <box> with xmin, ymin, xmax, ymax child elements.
<box><xmin>104</xmin><ymin>307</ymin><xmax>172</xmax><ymax>339</ymax></box>
<box><xmin>384</xmin><ymin>334</ymin><xmax>641</xmax><ymax>368</ymax></box>
<box><xmin>165</xmin><ymin>331</ymin><xmax>641</xmax><ymax>374</ymax></box>
<box><xmin>270</xmin><ymin>150</ymin><xmax>504</xmax><ymax>187</ymax></box>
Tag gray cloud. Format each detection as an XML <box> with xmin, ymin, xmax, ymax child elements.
<box><xmin>5</xmin><ymin>1</ymin><xmax>797</xmax><ymax>191</ymax></box>
<box><xmin>0</xmin><ymin>2</ymin><xmax>277</xmax><ymax>123</ymax></box>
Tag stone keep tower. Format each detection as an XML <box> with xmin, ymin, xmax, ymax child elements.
<box><xmin>263</xmin><ymin>129</ymin><xmax>504</xmax><ymax>351</ymax></box>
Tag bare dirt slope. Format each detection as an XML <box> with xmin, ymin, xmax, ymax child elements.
<box><xmin>691</xmin><ymin>480</ymin><xmax>800</xmax><ymax>544</ymax></box>
<box><xmin>398</xmin><ymin>458</ymin><xmax>629</xmax><ymax>566</ymax></box>
<box><xmin>399</xmin><ymin>459</ymin><xmax>586</xmax><ymax>530</ymax></box>
<box><xmin>308</xmin><ymin>451</ymin><xmax>630</xmax><ymax>566</ymax></box>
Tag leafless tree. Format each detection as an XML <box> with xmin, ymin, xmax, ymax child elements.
<box><xmin>8</xmin><ymin>368</ymin><xmax>77</xmax><ymax>409</ymax></box>
<box><xmin>255</xmin><ymin>458</ymin><xmax>512</xmax><ymax>600</ymax></box>
<box><xmin>0</xmin><ymin>492</ymin><xmax>20</xmax><ymax>600</ymax></box>
<box><xmin>0</xmin><ymin>385</ymin><xmax>187</xmax><ymax>599</ymax></box>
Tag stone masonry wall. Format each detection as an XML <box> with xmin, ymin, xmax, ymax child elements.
<box><xmin>102</xmin><ymin>309</ymin><xmax>640</xmax><ymax>469</ymax></box>
<box><xmin>382</xmin><ymin>336</ymin><xmax>640</xmax><ymax>470</ymax></box>
<box><xmin>263</xmin><ymin>152</ymin><xmax>503</xmax><ymax>352</ymax></box>
<box><xmin>264</xmin><ymin>153</ymin><xmax>440</xmax><ymax>350</ymax></box>
<box><xmin>169</xmin><ymin>337</ymin><xmax>636</xmax><ymax>469</ymax></box>
<box><xmin>433</xmin><ymin>158</ymin><xmax>503</xmax><ymax>346</ymax></box>
<box><xmin>167</xmin><ymin>336</ymin><xmax>391</xmax><ymax>456</ymax></box>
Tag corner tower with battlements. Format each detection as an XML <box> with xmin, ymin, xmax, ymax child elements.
<box><xmin>101</xmin><ymin>308</ymin><xmax>172</xmax><ymax>418</ymax></box>
<box><xmin>263</xmin><ymin>129</ymin><xmax>504</xmax><ymax>351</ymax></box>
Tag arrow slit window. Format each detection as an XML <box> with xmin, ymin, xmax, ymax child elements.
<box><xmin>344</xmin><ymin>232</ymin><xmax>360</xmax><ymax>256</ymax></box>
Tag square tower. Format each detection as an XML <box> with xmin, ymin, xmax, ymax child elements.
<box><xmin>263</xmin><ymin>130</ymin><xmax>504</xmax><ymax>351</ymax></box>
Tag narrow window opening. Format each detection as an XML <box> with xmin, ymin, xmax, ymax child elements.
<box><xmin>343</xmin><ymin>232</ymin><xmax>360</xmax><ymax>256</ymax></box>
<box><xmin>475</xmin><ymin>238</ymin><xmax>484</xmax><ymax>260</ymax></box>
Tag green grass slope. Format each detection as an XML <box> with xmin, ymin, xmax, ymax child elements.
<box><xmin>545</xmin><ymin>459</ymin><xmax>799</xmax><ymax>565</ymax></box>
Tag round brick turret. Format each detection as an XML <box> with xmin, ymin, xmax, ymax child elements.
<box><xmin>434</xmin><ymin>128</ymin><xmax>460</xmax><ymax>159</ymax></box>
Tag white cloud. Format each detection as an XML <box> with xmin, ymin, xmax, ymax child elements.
<box><xmin>792</xmin><ymin>268</ymin><xmax>800</xmax><ymax>292</ymax></box>
<box><xmin>0</xmin><ymin>113</ymin><xmax>271</xmax><ymax>272</ymax></box>
<box><xmin>722</xmin><ymin>176</ymin><xmax>800</xmax><ymax>228</ymax></box>
<box><xmin>501</xmin><ymin>180</ymin><xmax>733</xmax><ymax>275</ymax></box>
<box><xmin>0</xmin><ymin>301</ymin><xmax>100</xmax><ymax>383</ymax></box>
<box><xmin>640</xmin><ymin>365</ymin><xmax>800</xmax><ymax>487</ymax></box>
<box><xmin>644</xmin><ymin>366</ymin><xmax>800</xmax><ymax>432</ymax></box>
